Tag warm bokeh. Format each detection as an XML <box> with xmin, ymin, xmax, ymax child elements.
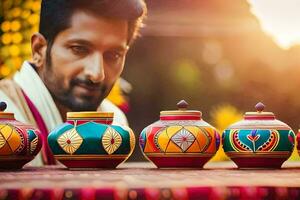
<box><xmin>1</xmin><ymin>0</ymin><xmax>300</xmax><ymax>161</ymax></box>
<box><xmin>0</xmin><ymin>0</ymin><xmax>39</xmax><ymax>77</ymax></box>
<box><xmin>249</xmin><ymin>0</ymin><xmax>300</xmax><ymax>49</ymax></box>
<box><xmin>210</xmin><ymin>104</ymin><xmax>243</xmax><ymax>161</ymax></box>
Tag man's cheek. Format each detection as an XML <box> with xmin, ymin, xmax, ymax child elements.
<box><xmin>63</xmin><ymin>77</ymin><xmax>73</xmax><ymax>91</ymax></box>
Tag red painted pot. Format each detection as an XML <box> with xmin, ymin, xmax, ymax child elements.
<box><xmin>139</xmin><ymin>100</ymin><xmax>220</xmax><ymax>168</ymax></box>
<box><xmin>0</xmin><ymin>102</ymin><xmax>43</xmax><ymax>170</ymax></box>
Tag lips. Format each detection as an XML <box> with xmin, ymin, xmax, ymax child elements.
<box><xmin>73</xmin><ymin>84</ymin><xmax>102</xmax><ymax>98</ymax></box>
<box><xmin>76</xmin><ymin>83</ymin><xmax>101</xmax><ymax>91</ymax></box>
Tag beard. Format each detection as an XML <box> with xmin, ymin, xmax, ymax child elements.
<box><xmin>43</xmin><ymin>69</ymin><xmax>111</xmax><ymax>112</ymax></box>
<box><xmin>53</xmin><ymin>78</ymin><xmax>108</xmax><ymax>111</ymax></box>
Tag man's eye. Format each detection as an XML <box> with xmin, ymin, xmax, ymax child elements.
<box><xmin>104</xmin><ymin>51</ymin><xmax>122</xmax><ymax>62</ymax></box>
<box><xmin>70</xmin><ymin>46</ymin><xmax>89</xmax><ymax>55</ymax></box>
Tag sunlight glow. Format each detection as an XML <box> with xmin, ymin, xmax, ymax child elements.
<box><xmin>248</xmin><ymin>0</ymin><xmax>300</xmax><ymax>49</ymax></box>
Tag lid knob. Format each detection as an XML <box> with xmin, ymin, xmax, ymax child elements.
<box><xmin>0</xmin><ymin>102</ymin><xmax>7</xmax><ymax>112</ymax></box>
<box><xmin>177</xmin><ymin>100</ymin><xmax>188</xmax><ymax>111</ymax></box>
<box><xmin>255</xmin><ymin>102</ymin><xmax>265</xmax><ymax>112</ymax></box>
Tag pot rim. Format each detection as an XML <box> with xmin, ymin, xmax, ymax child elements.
<box><xmin>67</xmin><ymin>112</ymin><xmax>114</xmax><ymax>119</ymax></box>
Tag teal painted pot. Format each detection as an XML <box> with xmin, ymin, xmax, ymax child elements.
<box><xmin>222</xmin><ymin>102</ymin><xmax>295</xmax><ymax>168</ymax></box>
<box><xmin>48</xmin><ymin>112</ymin><xmax>135</xmax><ymax>169</ymax></box>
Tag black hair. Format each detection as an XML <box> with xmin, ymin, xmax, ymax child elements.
<box><xmin>40</xmin><ymin>0</ymin><xmax>146</xmax><ymax>44</ymax></box>
<box><xmin>39</xmin><ymin>0</ymin><xmax>146</xmax><ymax>67</ymax></box>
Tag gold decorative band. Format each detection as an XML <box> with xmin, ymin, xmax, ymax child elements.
<box><xmin>226</xmin><ymin>151</ymin><xmax>290</xmax><ymax>158</ymax></box>
<box><xmin>0</xmin><ymin>112</ymin><xmax>14</xmax><ymax>119</ymax></box>
<box><xmin>244</xmin><ymin>111</ymin><xmax>275</xmax><ymax>119</ymax></box>
<box><xmin>55</xmin><ymin>154</ymin><xmax>127</xmax><ymax>160</ymax></box>
<box><xmin>145</xmin><ymin>153</ymin><xmax>214</xmax><ymax>157</ymax></box>
<box><xmin>160</xmin><ymin>110</ymin><xmax>201</xmax><ymax>116</ymax></box>
<box><xmin>67</xmin><ymin>112</ymin><xmax>114</xmax><ymax>119</ymax></box>
<box><xmin>245</xmin><ymin>111</ymin><xmax>274</xmax><ymax>116</ymax></box>
<box><xmin>227</xmin><ymin>126</ymin><xmax>291</xmax><ymax>130</ymax></box>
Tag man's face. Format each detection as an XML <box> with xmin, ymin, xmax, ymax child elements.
<box><xmin>39</xmin><ymin>11</ymin><xmax>128</xmax><ymax>111</ymax></box>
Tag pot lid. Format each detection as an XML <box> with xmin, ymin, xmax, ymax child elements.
<box><xmin>67</xmin><ymin>111</ymin><xmax>114</xmax><ymax>120</ymax></box>
<box><xmin>228</xmin><ymin>102</ymin><xmax>291</xmax><ymax>130</ymax></box>
<box><xmin>244</xmin><ymin>102</ymin><xmax>275</xmax><ymax>120</ymax></box>
<box><xmin>160</xmin><ymin>100</ymin><xmax>202</xmax><ymax>120</ymax></box>
<box><xmin>0</xmin><ymin>102</ymin><xmax>14</xmax><ymax>119</ymax></box>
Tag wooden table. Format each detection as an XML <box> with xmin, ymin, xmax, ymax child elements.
<box><xmin>0</xmin><ymin>161</ymin><xmax>300</xmax><ymax>199</ymax></box>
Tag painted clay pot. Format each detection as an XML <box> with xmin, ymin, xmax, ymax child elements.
<box><xmin>48</xmin><ymin>112</ymin><xmax>135</xmax><ymax>168</ymax></box>
<box><xmin>223</xmin><ymin>102</ymin><xmax>295</xmax><ymax>168</ymax></box>
<box><xmin>0</xmin><ymin>102</ymin><xmax>43</xmax><ymax>170</ymax></box>
<box><xmin>139</xmin><ymin>100</ymin><xmax>220</xmax><ymax>168</ymax></box>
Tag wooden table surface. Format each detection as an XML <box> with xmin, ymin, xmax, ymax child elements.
<box><xmin>1</xmin><ymin>161</ymin><xmax>300</xmax><ymax>189</ymax></box>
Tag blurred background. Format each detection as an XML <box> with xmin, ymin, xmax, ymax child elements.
<box><xmin>1</xmin><ymin>0</ymin><xmax>300</xmax><ymax>161</ymax></box>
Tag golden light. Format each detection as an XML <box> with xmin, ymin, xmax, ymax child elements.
<box><xmin>248</xmin><ymin>0</ymin><xmax>300</xmax><ymax>49</ymax></box>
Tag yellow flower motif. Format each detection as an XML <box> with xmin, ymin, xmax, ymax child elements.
<box><xmin>28</xmin><ymin>14</ymin><xmax>39</xmax><ymax>25</ymax></box>
<box><xmin>32</xmin><ymin>1</ymin><xmax>41</xmax><ymax>12</ymax></box>
<box><xmin>1</xmin><ymin>33</ymin><xmax>12</xmax><ymax>45</ymax></box>
<box><xmin>21</xmin><ymin>10</ymin><xmax>31</xmax><ymax>19</ymax></box>
<box><xmin>11</xmin><ymin>20</ymin><xmax>21</xmax><ymax>32</ymax></box>
<box><xmin>0</xmin><ymin>0</ymin><xmax>42</xmax><ymax>77</ymax></box>
<box><xmin>12</xmin><ymin>33</ymin><xmax>23</xmax><ymax>44</ymax></box>
<box><xmin>0</xmin><ymin>47</ymin><xmax>10</xmax><ymax>58</ymax></box>
<box><xmin>12</xmin><ymin>57</ymin><xmax>22</xmax><ymax>68</ymax></box>
<box><xmin>0</xmin><ymin>65</ymin><xmax>11</xmax><ymax>77</ymax></box>
<box><xmin>9</xmin><ymin>45</ymin><xmax>20</xmax><ymax>57</ymax></box>
<box><xmin>12</xmin><ymin>8</ymin><xmax>22</xmax><ymax>18</ymax></box>
<box><xmin>1</xmin><ymin>21</ymin><xmax>11</xmax><ymax>32</ymax></box>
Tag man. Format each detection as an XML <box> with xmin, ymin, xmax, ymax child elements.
<box><xmin>0</xmin><ymin>0</ymin><xmax>146</xmax><ymax>165</ymax></box>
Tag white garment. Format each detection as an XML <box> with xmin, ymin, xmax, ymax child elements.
<box><xmin>0</xmin><ymin>61</ymin><xmax>128</xmax><ymax>165</ymax></box>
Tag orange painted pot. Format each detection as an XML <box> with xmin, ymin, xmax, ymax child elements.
<box><xmin>139</xmin><ymin>100</ymin><xmax>220</xmax><ymax>168</ymax></box>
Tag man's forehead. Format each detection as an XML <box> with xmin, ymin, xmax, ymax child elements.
<box><xmin>58</xmin><ymin>10</ymin><xmax>128</xmax><ymax>49</ymax></box>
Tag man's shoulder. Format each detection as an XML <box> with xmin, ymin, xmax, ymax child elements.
<box><xmin>0</xmin><ymin>78</ymin><xmax>35</xmax><ymax>124</ymax></box>
<box><xmin>0</xmin><ymin>78</ymin><xmax>19</xmax><ymax>89</ymax></box>
<box><xmin>0</xmin><ymin>78</ymin><xmax>23</xmax><ymax>102</ymax></box>
<box><xmin>0</xmin><ymin>79</ymin><xmax>25</xmax><ymax>120</ymax></box>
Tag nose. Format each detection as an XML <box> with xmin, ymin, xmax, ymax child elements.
<box><xmin>84</xmin><ymin>53</ymin><xmax>105</xmax><ymax>83</ymax></box>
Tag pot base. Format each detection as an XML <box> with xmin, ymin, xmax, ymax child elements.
<box><xmin>0</xmin><ymin>156</ymin><xmax>33</xmax><ymax>170</ymax></box>
<box><xmin>231</xmin><ymin>157</ymin><xmax>286</xmax><ymax>169</ymax></box>
<box><xmin>148</xmin><ymin>156</ymin><xmax>211</xmax><ymax>168</ymax></box>
<box><xmin>55</xmin><ymin>155</ymin><xmax>128</xmax><ymax>169</ymax></box>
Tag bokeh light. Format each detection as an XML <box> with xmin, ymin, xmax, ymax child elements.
<box><xmin>249</xmin><ymin>0</ymin><xmax>300</xmax><ymax>49</ymax></box>
<box><xmin>0</xmin><ymin>0</ymin><xmax>41</xmax><ymax>78</ymax></box>
<box><xmin>210</xmin><ymin>104</ymin><xmax>243</xmax><ymax>161</ymax></box>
